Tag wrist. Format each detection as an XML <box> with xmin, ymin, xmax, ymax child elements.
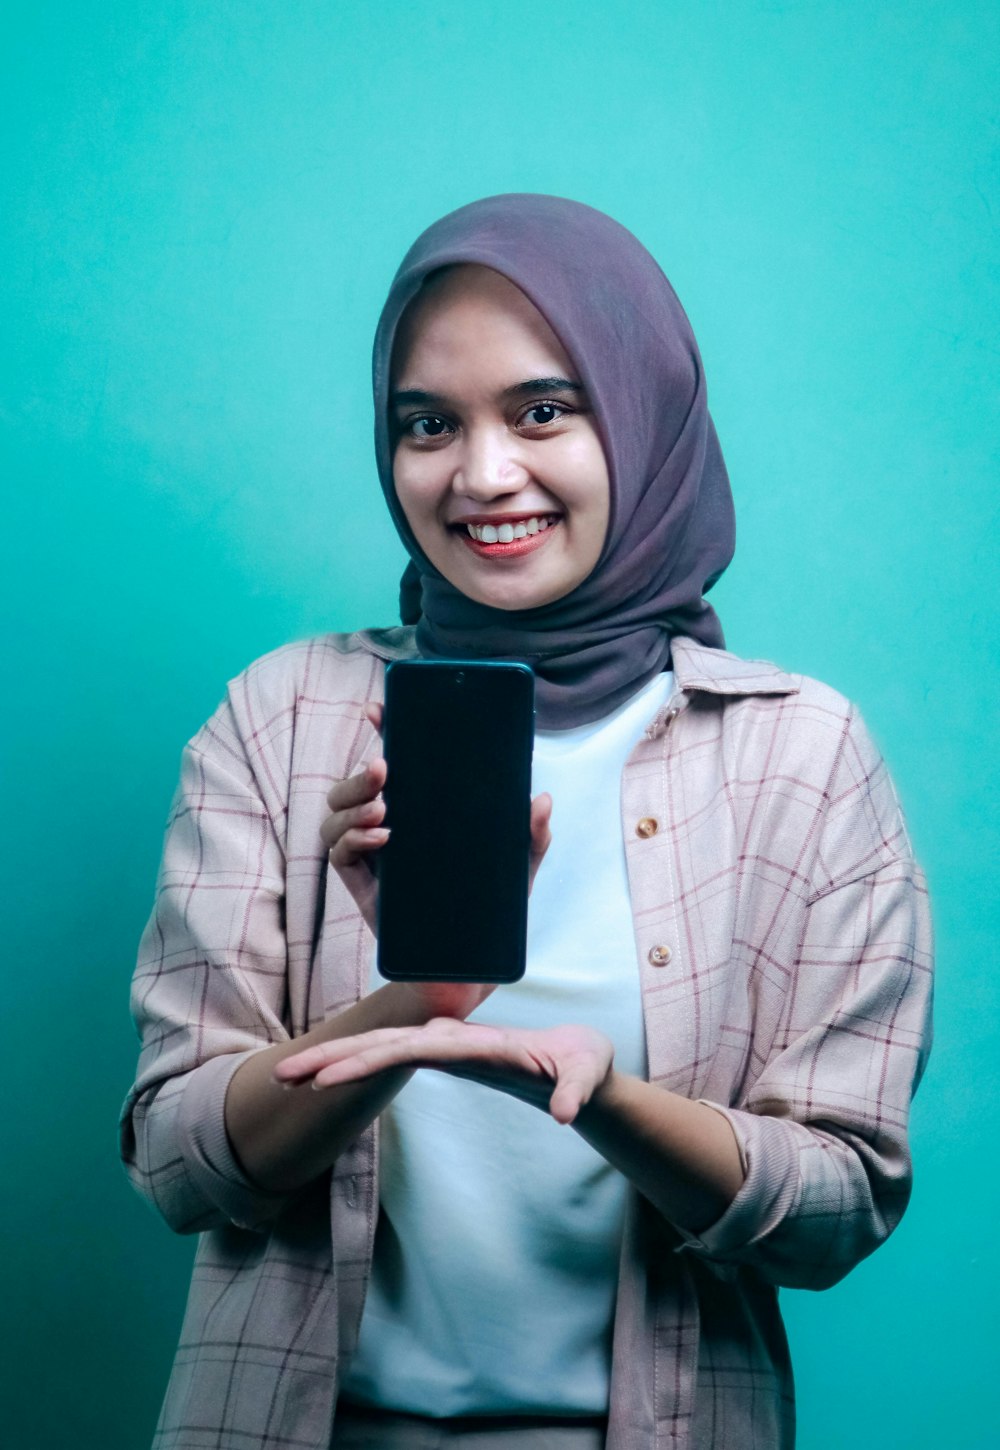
<box><xmin>580</xmin><ymin>1065</ymin><xmax>626</xmax><ymax>1122</ymax></box>
<box><xmin>391</xmin><ymin>980</ymin><xmax>494</xmax><ymax>1023</ymax></box>
<box><xmin>374</xmin><ymin>981</ymin><xmax>443</xmax><ymax>1027</ymax></box>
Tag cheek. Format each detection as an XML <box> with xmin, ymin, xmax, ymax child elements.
<box><xmin>559</xmin><ymin>436</ymin><xmax>610</xmax><ymax>534</ymax></box>
<box><xmin>392</xmin><ymin>454</ymin><xmax>439</xmax><ymax>529</ymax></box>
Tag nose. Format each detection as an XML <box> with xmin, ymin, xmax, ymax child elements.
<box><xmin>452</xmin><ymin>426</ymin><xmax>530</xmax><ymax>500</ymax></box>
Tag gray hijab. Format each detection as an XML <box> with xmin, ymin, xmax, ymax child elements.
<box><xmin>372</xmin><ymin>193</ymin><xmax>735</xmax><ymax>728</ymax></box>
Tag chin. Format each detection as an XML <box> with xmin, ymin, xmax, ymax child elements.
<box><xmin>472</xmin><ymin>586</ymin><xmax>565</xmax><ymax>612</ymax></box>
<box><xmin>443</xmin><ymin>556</ymin><xmax>575</xmax><ymax>612</ymax></box>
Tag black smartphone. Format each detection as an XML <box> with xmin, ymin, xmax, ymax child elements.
<box><xmin>376</xmin><ymin>659</ymin><xmax>535</xmax><ymax>983</ymax></box>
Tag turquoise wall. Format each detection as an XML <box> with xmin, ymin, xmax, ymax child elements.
<box><xmin>3</xmin><ymin>3</ymin><xmax>997</xmax><ymax>1445</ymax></box>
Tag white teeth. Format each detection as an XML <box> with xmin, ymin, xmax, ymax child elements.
<box><xmin>465</xmin><ymin>515</ymin><xmax>558</xmax><ymax>542</ymax></box>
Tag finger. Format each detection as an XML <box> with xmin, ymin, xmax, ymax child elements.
<box><xmin>326</xmin><ymin>758</ymin><xmax>386</xmax><ymax>813</ymax></box>
<box><xmin>363</xmin><ymin>702</ymin><xmax>384</xmax><ymax>736</ymax></box>
<box><xmin>283</xmin><ymin>1021</ymin><xmax>469</xmax><ymax>1076</ymax></box>
<box><xmin>274</xmin><ymin>1026</ymin><xmax>415</xmax><ymax>1083</ymax></box>
<box><xmin>320</xmin><ymin>796</ymin><xmax>386</xmax><ymax>851</ymax></box>
<box><xmin>548</xmin><ymin>1074</ymin><xmax>589</xmax><ymax>1125</ymax></box>
<box><xmin>530</xmin><ymin>793</ymin><xmax>552</xmax><ymax>850</ymax></box>
<box><xmin>548</xmin><ymin>1053</ymin><xmax>607</xmax><ymax>1125</ymax></box>
<box><xmin>313</xmin><ymin>1044</ymin><xmax>410</xmax><ymax>1088</ymax></box>
<box><xmin>314</xmin><ymin>1019</ymin><xmax>514</xmax><ymax>1088</ymax></box>
<box><xmin>328</xmin><ymin>827</ymin><xmax>389</xmax><ymax>868</ymax></box>
<box><xmin>528</xmin><ymin>792</ymin><xmax>553</xmax><ymax>889</ymax></box>
<box><xmin>310</xmin><ymin>1021</ymin><xmax>489</xmax><ymax>1089</ymax></box>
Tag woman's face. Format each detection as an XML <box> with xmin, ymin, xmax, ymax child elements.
<box><xmin>390</xmin><ymin>265</ymin><xmax>610</xmax><ymax>612</ymax></box>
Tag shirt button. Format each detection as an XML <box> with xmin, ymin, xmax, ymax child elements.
<box><xmin>648</xmin><ymin>945</ymin><xmax>672</xmax><ymax>967</ymax></box>
<box><xmin>636</xmin><ymin>817</ymin><xmax>658</xmax><ymax>838</ymax></box>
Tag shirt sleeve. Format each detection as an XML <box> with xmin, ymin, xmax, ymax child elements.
<box><xmin>673</xmin><ymin>707</ymin><xmax>934</xmax><ymax>1290</ymax></box>
<box><xmin>118</xmin><ymin>694</ymin><xmax>294</xmax><ymax>1234</ymax></box>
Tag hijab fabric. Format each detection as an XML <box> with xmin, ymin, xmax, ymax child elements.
<box><xmin>372</xmin><ymin>193</ymin><xmax>736</xmax><ymax>728</ymax></box>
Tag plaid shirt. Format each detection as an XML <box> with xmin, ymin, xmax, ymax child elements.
<box><xmin>120</xmin><ymin>630</ymin><xmax>933</xmax><ymax>1450</ymax></box>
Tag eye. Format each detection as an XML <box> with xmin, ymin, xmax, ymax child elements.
<box><xmin>519</xmin><ymin>402</ymin><xmax>567</xmax><ymax>428</ymax></box>
<box><xmin>407</xmin><ymin>415</ymin><xmax>452</xmax><ymax>439</ymax></box>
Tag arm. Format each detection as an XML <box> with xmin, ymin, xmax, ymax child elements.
<box><xmin>119</xmin><ymin>732</ymin><xmax>459</xmax><ymax>1231</ymax></box>
<box><xmin>225</xmin><ymin>716</ymin><xmax>553</xmax><ymax>1193</ymax></box>
<box><xmin>276</xmin><ymin>709</ymin><xmax>933</xmax><ymax>1286</ymax></box>
<box><xmin>118</xmin><ymin>700</ymin><xmax>460</xmax><ymax>1230</ymax></box>
<box><xmin>119</xmin><ymin>695</ymin><xmax>298</xmax><ymax>1234</ymax></box>
<box><xmin>276</xmin><ymin>1019</ymin><xmax>746</xmax><ymax>1235</ymax></box>
<box><xmin>573</xmin><ymin>1073</ymin><xmax>745</xmax><ymax>1236</ymax></box>
<box><xmin>224</xmin><ymin>981</ymin><xmax>475</xmax><ymax>1194</ymax></box>
<box><xmin>664</xmin><ymin>708</ymin><xmax>934</xmax><ymax>1289</ymax></box>
<box><xmin>121</xmin><ymin>692</ymin><xmax>553</xmax><ymax>1226</ymax></box>
<box><xmin>118</xmin><ymin>687</ymin><xmax>423</xmax><ymax>1223</ymax></box>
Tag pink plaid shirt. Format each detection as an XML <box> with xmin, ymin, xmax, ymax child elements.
<box><xmin>121</xmin><ymin>630</ymin><xmax>933</xmax><ymax>1449</ymax></box>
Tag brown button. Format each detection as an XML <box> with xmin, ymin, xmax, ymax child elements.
<box><xmin>636</xmin><ymin>817</ymin><xmax>658</xmax><ymax>839</ymax></box>
<box><xmin>648</xmin><ymin>945</ymin><xmax>672</xmax><ymax>967</ymax></box>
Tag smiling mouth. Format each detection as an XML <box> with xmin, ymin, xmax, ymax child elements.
<box><xmin>454</xmin><ymin>514</ymin><xmax>562</xmax><ymax>559</ymax></box>
<box><xmin>455</xmin><ymin>513</ymin><xmax>561</xmax><ymax>542</ymax></box>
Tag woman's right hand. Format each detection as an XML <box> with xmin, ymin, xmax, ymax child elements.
<box><xmin>321</xmin><ymin>705</ymin><xmax>389</xmax><ymax>937</ymax></box>
<box><xmin>321</xmin><ymin>702</ymin><xmax>553</xmax><ymax>1021</ymax></box>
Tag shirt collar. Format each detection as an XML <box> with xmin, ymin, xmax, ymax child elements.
<box><xmin>354</xmin><ymin>630</ymin><xmax>800</xmax><ymax>726</ymax></box>
<box><xmin>670</xmin><ymin>636</ymin><xmax>799</xmax><ymax>697</ymax></box>
<box><xmin>641</xmin><ymin>638</ymin><xmax>799</xmax><ymax>740</ymax></box>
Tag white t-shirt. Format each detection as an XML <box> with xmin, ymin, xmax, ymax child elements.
<box><xmin>342</xmin><ymin>670</ymin><xmax>675</xmax><ymax>1416</ymax></box>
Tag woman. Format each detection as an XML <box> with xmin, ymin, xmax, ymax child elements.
<box><xmin>121</xmin><ymin>195</ymin><xmax>933</xmax><ymax>1450</ymax></box>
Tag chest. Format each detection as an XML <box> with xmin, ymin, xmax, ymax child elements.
<box><xmin>285</xmin><ymin>690</ymin><xmax>814</xmax><ymax>1107</ymax></box>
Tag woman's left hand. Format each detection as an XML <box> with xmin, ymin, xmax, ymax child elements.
<box><xmin>274</xmin><ymin>1019</ymin><xmax>615</xmax><ymax>1125</ymax></box>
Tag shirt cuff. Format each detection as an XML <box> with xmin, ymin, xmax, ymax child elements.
<box><xmin>671</xmin><ymin>1100</ymin><xmax>799</xmax><ymax>1263</ymax></box>
<box><xmin>177</xmin><ymin>1049</ymin><xmax>291</xmax><ymax>1231</ymax></box>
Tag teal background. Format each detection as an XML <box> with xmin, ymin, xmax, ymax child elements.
<box><xmin>2</xmin><ymin>2</ymin><xmax>997</xmax><ymax>1445</ymax></box>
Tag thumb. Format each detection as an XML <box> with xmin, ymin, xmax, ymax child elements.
<box><xmin>547</xmin><ymin>1056</ymin><xmax>597</xmax><ymax>1126</ymax></box>
<box><xmin>528</xmin><ymin>793</ymin><xmax>553</xmax><ymax>889</ymax></box>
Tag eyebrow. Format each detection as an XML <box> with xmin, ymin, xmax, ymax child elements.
<box><xmin>505</xmin><ymin>377</ymin><xmax>584</xmax><ymax>399</ymax></box>
<box><xmin>390</xmin><ymin>377</ymin><xmax>585</xmax><ymax>409</ymax></box>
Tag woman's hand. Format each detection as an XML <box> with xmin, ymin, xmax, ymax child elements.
<box><xmin>322</xmin><ymin>702</ymin><xmax>553</xmax><ymax>1019</ymax></box>
<box><xmin>274</xmin><ymin>1018</ymin><xmax>615</xmax><ymax>1126</ymax></box>
<box><xmin>321</xmin><ymin>709</ymin><xmax>389</xmax><ymax>935</ymax></box>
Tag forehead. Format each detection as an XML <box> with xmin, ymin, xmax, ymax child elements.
<box><xmin>392</xmin><ymin>264</ymin><xmax>576</xmax><ymax>384</ymax></box>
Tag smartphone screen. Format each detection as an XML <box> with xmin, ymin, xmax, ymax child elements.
<box><xmin>376</xmin><ymin>660</ymin><xmax>535</xmax><ymax>983</ymax></box>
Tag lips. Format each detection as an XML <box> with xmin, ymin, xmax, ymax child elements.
<box><xmin>451</xmin><ymin>512</ymin><xmax>561</xmax><ymax>542</ymax></box>
<box><xmin>459</xmin><ymin>515</ymin><xmax>561</xmax><ymax>559</ymax></box>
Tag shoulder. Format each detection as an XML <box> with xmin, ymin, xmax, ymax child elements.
<box><xmin>224</xmin><ymin>626</ymin><xmax>417</xmax><ymax>721</ymax></box>
<box><xmin>674</xmin><ymin>635</ymin><xmax>896</xmax><ymax>794</ymax></box>
<box><xmin>673</xmin><ymin>636</ymin><xmax>858</xmax><ymax>734</ymax></box>
<box><xmin>182</xmin><ymin>628</ymin><xmax>415</xmax><ymax>831</ymax></box>
<box><xmin>187</xmin><ymin>627</ymin><xmax>411</xmax><ymax>774</ymax></box>
<box><xmin>672</xmin><ymin>638</ymin><xmax>914</xmax><ymax>872</ymax></box>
